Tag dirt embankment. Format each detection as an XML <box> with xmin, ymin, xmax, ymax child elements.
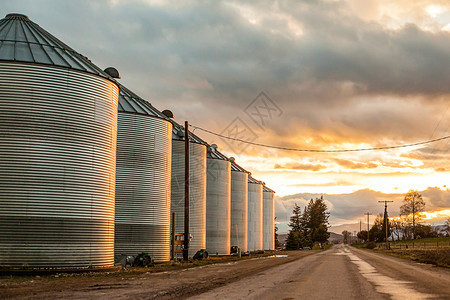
<box><xmin>0</xmin><ymin>250</ymin><xmax>318</xmax><ymax>300</ymax></box>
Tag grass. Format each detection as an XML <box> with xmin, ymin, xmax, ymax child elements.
<box><xmin>373</xmin><ymin>248</ymin><xmax>450</xmax><ymax>268</ymax></box>
<box><xmin>351</xmin><ymin>237</ymin><xmax>450</xmax><ymax>268</ymax></box>
<box><xmin>387</xmin><ymin>237</ymin><xmax>450</xmax><ymax>249</ymax></box>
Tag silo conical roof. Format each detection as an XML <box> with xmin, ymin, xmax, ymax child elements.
<box><xmin>231</xmin><ymin>160</ymin><xmax>249</xmax><ymax>173</ymax></box>
<box><xmin>171</xmin><ymin>121</ymin><xmax>209</xmax><ymax>145</ymax></box>
<box><xmin>118</xmin><ymin>84</ymin><xmax>169</xmax><ymax>119</ymax></box>
<box><xmin>207</xmin><ymin>144</ymin><xmax>229</xmax><ymax>160</ymax></box>
<box><xmin>0</xmin><ymin>13</ymin><xmax>114</xmax><ymax>79</ymax></box>
<box><xmin>263</xmin><ymin>185</ymin><xmax>275</xmax><ymax>193</ymax></box>
<box><xmin>248</xmin><ymin>175</ymin><xmax>263</xmax><ymax>184</ymax></box>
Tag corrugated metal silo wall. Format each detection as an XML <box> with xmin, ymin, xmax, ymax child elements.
<box><xmin>247</xmin><ymin>183</ymin><xmax>263</xmax><ymax>251</ymax></box>
<box><xmin>263</xmin><ymin>191</ymin><xmax>275</xmax><ymax>250</ymax></box>
<box><xmin>230</xmin><ymin>171</ymin><xmax>248</xmax><ymax>252</ymax></box>
<box><xmin>0</xmin><ymin>63</ymin><xmax>118</xmax><ymax>269</ymax></box>
<box><xmin>206</xmin><ymin>158</ymin><xmax>231</xmax><ymax>255</ymax></box>
<box><xmin>171</xmin><ymin>141</ymin><xmax>207</xmax><ymax>257</ymax></box>
<box><xmin>115</xmin><ymin>113</ymin><xmax>172</xmax><ymax>262</ymax></box>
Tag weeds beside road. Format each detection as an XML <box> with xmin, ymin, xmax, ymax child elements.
<box><xmin>351</xmin><ymin>237</ymin><xmax>450</xmax><ymax>268</ymax></box>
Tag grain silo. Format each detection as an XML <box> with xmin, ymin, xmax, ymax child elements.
<box><xmin>170</xmin><ymin>123</ymin><xmax>207</xmax><ymax>258</ymax></box>
<box><xmin>206</xmin><ymin>145</ymin><xmax>231</xmax><ymax>255</ymax></box>
<box><xmin>263</xmin><ymin>185</ymin><xmax>275</xmax><ymax>250</ymax></box>
<box><xmin>229</xmin><ymin>159</ymin><xmax>249</xmax><ymax>252</ymax></box>
<box><xmin>247</xmin><ymin>176</ymin><xmax>264</xmax><ymax>252</ymax></box>
<box><xmin>115</xmin><ymin>85</ymin><xmax>172</xmax><ymax>263</ymax></box>
<box><xmin>0</xmin><ymin>14</ymin><xmax>119</xmax><ymax>269</ymax></box>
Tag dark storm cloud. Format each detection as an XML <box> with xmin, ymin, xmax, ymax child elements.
<box><xmin>4</xmin><ymin>1</ymin><xmax>449</xmax><ymax>105</ymax></box>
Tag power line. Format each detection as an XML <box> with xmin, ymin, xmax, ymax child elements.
<box><xmin>190</xmin><ymin>124</ymin><xmax>450</xmax><ymax>153</ymax></box>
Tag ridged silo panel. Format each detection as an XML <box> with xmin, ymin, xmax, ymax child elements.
<box><xmin>206</xmin><ymin>159</ymin><xmax>231</xmax><ymax>255</ymax></box>
<box><xmin>171</xmin><ymin>141</ymin><xmax>207</xmax><ymax>257</ymax></box>
<box><xmin>0</xmin><ymin>62</ymin><xmax>118</xmax><ymax>269</ymax></box>
<box><xmin>247</xmin><ymin>183</ymin><xmax>263</xmax><ymax>251</ymax></box>
<box><xmin>230</xmin><ymin>171</ymin><xmax>248</xmax><ymax>252</ymax></box>
<box><xmin>263</xmin><ymin>191</ymin><xmax>275</xmax><ymax>250</ymax></box>
<box><xmin>115</xmin><ymin>113</ymin><xmax>172</xmax><ymax>262</ymax></box>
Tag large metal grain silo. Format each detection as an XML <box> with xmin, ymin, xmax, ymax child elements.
<box><xmin>263</xmin><ymin>186</ymin><xmax>275</xmax><ymax>250</ymax></box>
<box><xmin>0</xmin><ymin>14</ymin><xmax>119</xmax><ymax>269</ymax></box>
<box><xmin>247</xmin><ymin>176</ymin><xmax>263</xmax><ymax>252</ymax></box>
<box><xmin>170</xmin><ymin>123</ymin><xmax>207</xmax><ymax>258</ymax></box>
<box><xmin>206</xmin><ymin>145</ymin><xmax>231</xmax><ymax>255</ymax></box>
<box><xmin>230</xmin><ymin>159</ymin><xmax>249</xmax><ymax>252</ymax></box>
<box><xmin>115</xmin><ymin>85</ymin><xmax>172</xmax><ymax>263</ymax></box>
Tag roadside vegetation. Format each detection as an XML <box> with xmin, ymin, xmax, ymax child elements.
<box><xmin>351</xmin><ymin>237</ymin><xmax>450</xmax><ymax>268</ymax></box>
<box><xmin>347</xmin><ymin>190</ymin><xmax>449</xmax><ymax>268</ymax></box>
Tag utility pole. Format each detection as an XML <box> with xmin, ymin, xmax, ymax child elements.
<box><xmin>364</xmin><ymin>212</ymin><xmax>372</xmax><ymax>242</ymax></box>
<box><xmin>183</xmin><ymin>121</ymin><xmax>190</xmax><ymax>261</ymax></box>
<box><xmin>171</xmin><ymin>212</ymin><xmax>175</xmax><ymax>260</ymax></box>
<box><xmin>379</xmin><ymin>200</ymin><xmax>393</xmax><ymax>248</ymax></box>
<box><xmin>359</xmin><ymin>220</ymin><xmax>361</xmax><ymax>233</ymax></box>
<box><xmin>412</xmin><ymin>199</ymin><xmax>416</xmax><ymax>240</ymax></box>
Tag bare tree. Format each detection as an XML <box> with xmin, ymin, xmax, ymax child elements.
<box><xmin>400</xmin><ymin>190</ymin><xmax>425</xmax><ymax>239</ymax></box>
<box><xmin>445</xmin><ymin>217</ymin><xmax>450</xmax><ymax>236</ymax></box>
<box><xmin>390</xmin><ymin>219</ymin><xmax>403</xmax><ymax>241</ymax></box>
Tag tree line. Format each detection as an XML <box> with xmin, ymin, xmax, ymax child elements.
<box><xmin>285</xmin><ymin>196</ymin><xmax>330</xmax><ymax>249</ymax></box>
<box><xmin>356</xmin><ymin>190</ymin><xmax>447</xmax><ymax>243</ymax></box>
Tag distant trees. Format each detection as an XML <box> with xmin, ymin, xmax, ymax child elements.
<box><xmin>446</xmin><ymin>218</ymin><xmax>450</xmax><ymax>236</ymax></box>
<box><xmin>369</xmin><ymin>214</ymin><xmax>388</xmax><ymax>242</ymax></box>
<box><xmin>357</xmin><ymin>230</ymin><xmax>368</xmax><ymax>243</ymax></box>
<box><xmin>390</xmin><ymin>219</ymin><xmax>403</xmax><ymax>241</ymax></box>
<box><xmin>275</xmin><ymin>224</ymin><xmax>282</xmax><ymax>248</ymax></box>
<box><xmin>286</xmin><ymin>197</ymin><xmax>330</xmax><ymax>249</ymax></box>
<box><xmin>342</xmin><ymin>230</ymin><xmax>350</xmax><ymax>244</ymax></box>
<box><xmin>400</xmin><ymin>190</ymin><xmax>425</xmax><ymax>239</ymax></box>
<box><xmin>364</xmin><ymin>190</ymin><xmax>440</xmax><ymax>241</ymax></box>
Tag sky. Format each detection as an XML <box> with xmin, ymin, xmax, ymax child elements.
<box><xmin>2</xmin><ymin>0</ymin><xmax>449</xmax><ymax>231</ymax></box>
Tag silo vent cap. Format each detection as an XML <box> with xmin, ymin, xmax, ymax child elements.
<box><xmin>176</xmin><ymin>130</ymin><xmax>185</xmax><ymax>137</ymax></box>
<box><xmin>104</xmin><ymin>67</ymin><xmax>121</xmax><ymax>79</ymax></box>
<box><xmin>162</xmin><ymin>110</ymin><xmax>174</xmax><ymax>118</ymax></box>
<box><xmin>5</xmin><ymin>13</ymin><xmax>29</xmax><ymax>20</ymax></box>
<box><xmin>209</xmin><ymin>144</ymin><xmax>218</xmax><ymax>153</ymax></box>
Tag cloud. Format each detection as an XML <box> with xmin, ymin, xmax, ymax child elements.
<box><xmin>422</xmin><ymin>187</ymin><xmax>450</xmax><ymax>209</ymax></box>
<box><xmin>1</xmin><ymin>1</ymin><xmax>448</xmax><ymax>221</ymax></box>
<box><xmin>275</xmin><ymin>188</ymin><xmax>450</xmax><ymax>229</ymax></box>
<box><xmin>2</xmin><ymin>0</ymin><xmax>448</xmax><ymax>148</ymax></box>
<box><xmin>333</xmin><ymin>159</ymin><xmax>378</xmax><ymax>170</ymax></box>
<box><xmin>274</xmin><ymin>163</ymin><xmax>326</xmax><ymax>171</ymax></box>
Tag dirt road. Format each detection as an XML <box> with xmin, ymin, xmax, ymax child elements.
<box><xmin>2</xmin><ymin>245</ymin><xmax>449</xmax><ymax>299</ymax></box>
<box><xmin>191</xmin><ymin>244</ymin><xmax>450</xmax><ymax>299</ymax></box>
<box><xmin>0</xmin><ymin>251</ymin><xmax>314</xmax><ymax>299</ymax></box>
